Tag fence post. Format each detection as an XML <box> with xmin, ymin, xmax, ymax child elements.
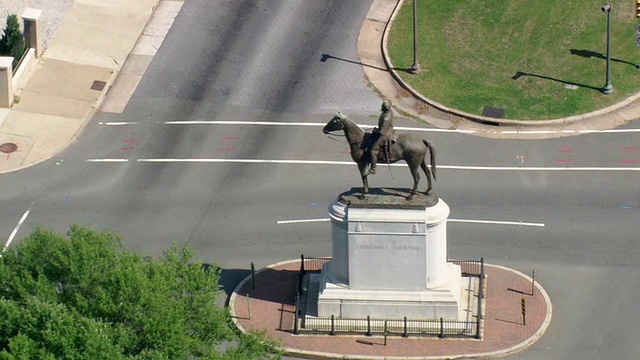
<box><xmin>403</xmin><ymin>316</ymin><xmax>408</xmax><ymax>338</ymax></box>
<box><xmin>439</xmin><ymin>317</ymin><xmax>445</xmax><ymax>338</ymax></box>
<box><xmin>246</xmin><ymin>294</ymin><xmax>251</xmax><ymax>320</ymax></box>
<box><xmin>476</xmin><ymin>257</ymin><xmax>484</xmax><ymax>339</ymax></box>
<box><xmin>297</xmin><ymin>255</ymin><xmax>305</xmax><ymax>295</ymax></box>
<box><xmin>384</xmin><ymin>320</ymin><xmax>388</xmax><ymax>346</ymax></box>
<box><xmin>531</xmin><ymin>269</ymin><xmax>536</xmax><ymax>296</ymax></box>
<box><xmin>250</xmin><ymin>262</ymin><xmax>256</xmax><ymax>289</ymax></box>
<box><xmin>330</xmin><ymin>314</ymin><xmax>335</xmax><ymax>335</ymax></box>
<box><xmin>293</xmin><ymin>294</ymin><xmax>300</xmax><ymax>335</ymax></box>
<box><xmin>366</xmin><ymin>315</ymin><xmax>372</xmax><ymax>337</ymax></box>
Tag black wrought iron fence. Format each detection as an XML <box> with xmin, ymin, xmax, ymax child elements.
<box><xmin>297</xmin><ymin>254</ymin><xmax>330</xmax><ymax>295</ymax></box>
<box><xmin>449</xmin><ymin>258</ymin><xmax>484</xmax><ymax>277</ymax></box>
<box><xmin>294</xmin><ymin>255</ymin><xmax>485</xmax><ymax>339</ymax></box>
<box><xmin>299</xmin><ymin>315</ymin><xmax>477</xmax><ymax>338</ymax></box>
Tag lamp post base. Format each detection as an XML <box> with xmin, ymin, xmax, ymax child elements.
<box><xmin>601</xmin><ymin>83</ymin><xmax>613</xmax><ymax>94</ymax></box>
<box><xmin>409</xmin><ymin>62</ymin><xmax>421</xmax><ymax>74</ymax></box>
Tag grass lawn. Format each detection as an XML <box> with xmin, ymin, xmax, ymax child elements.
<box><xmin>387</xmin><ymin>0</ymin><xmax>640</xmax><ymax>120</ymax></box>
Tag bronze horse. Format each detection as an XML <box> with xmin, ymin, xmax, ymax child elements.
<box><xmin>323</xmin><ymin>112</ymin><xmax>436</xmax><ymax>199</ymax></box>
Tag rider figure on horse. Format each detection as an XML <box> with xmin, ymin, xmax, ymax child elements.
<box><xmin>365</xmin><ymin>100</ymin><xmax>394</xmax><ymax>176</ymax></box>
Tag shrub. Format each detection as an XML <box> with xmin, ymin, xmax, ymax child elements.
<box><xmin>0</xmin><ymin>14</ymin><xmax>26</xmax><ymax>69</ymax></box>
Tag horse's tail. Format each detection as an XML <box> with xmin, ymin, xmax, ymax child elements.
<box><xmin>424</xmin><ymin>139</ymin><xmax>436</xmax><ymax>181</ymax></box>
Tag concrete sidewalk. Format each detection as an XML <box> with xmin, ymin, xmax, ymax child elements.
<box><xmin>0</xmin><ymin>0</ymin><xmax>179</xmax><ymax>174</ymax></box>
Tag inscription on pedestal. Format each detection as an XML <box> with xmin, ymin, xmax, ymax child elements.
<box><xmin>355</xmin><ymin>244</ymin><xmax>420</xmax><ymax>251</ymax></box>
<box><xmin>350</xmin><ymin>235</ymin><xmax>426</xmax><ymax>290</ymax></box>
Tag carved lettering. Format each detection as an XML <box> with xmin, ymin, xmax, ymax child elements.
<box><xmin>356</xmin><ymin>244</ymin><xmax>388</xmax><ymax>250</ymax></box>
<box><xmin>394</xmin><ymin>245</ymin><xmax>420</xmax><ymax>251</ymax></box>
<box><xmin>355</xmin><ymin>244</ymin><xmax>420</xmax><ymax>251</ymax></box>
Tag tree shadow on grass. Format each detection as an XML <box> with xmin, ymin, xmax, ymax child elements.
<box><xmin>570</xmin><ymin>48</ymin><xmax>638</xmax><ymax>68</ymax></box>
<box><xmin>511</xmin><ymin>71</ymin><xmax>601</xmax><ymax>92</ymax></box>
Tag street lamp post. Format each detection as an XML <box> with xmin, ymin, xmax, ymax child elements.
<box><xmin>601</xmin><ymin>3</ymin><xmax>613</xmax><ymax>94</ymax></box>
<box><xmin>409</xmin><ymin>0</ymin><xmax>421</xmax><ymax>74</ymax></box>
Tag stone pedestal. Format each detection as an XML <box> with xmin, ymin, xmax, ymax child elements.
<box><xmin>317</xmin><ymin>188</ymin><xmax>461</xmax><ymax>319</ymax></box>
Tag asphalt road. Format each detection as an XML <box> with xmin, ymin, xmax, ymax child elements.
<box><xmin>1</xmin><ymin>0</ymin><xmax>640</xmax><ymax>358</ymax></box>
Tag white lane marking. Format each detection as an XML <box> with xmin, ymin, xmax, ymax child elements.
<box><xmin>165</xmin><ymin>120</ymin><xmax>327</xmax><ymax>127</ymax></box>
<box><xmin>98</xmin><ymin>119</ymin><xmax>640</xmax><ymax>135</ymax></box>
<box><xmin>136</xmin><ymin>158</ymin><xmax>348</xmax><ymax>165</ymax></box>
<box><xmin>504</xmin><ymin>129</ymin><xmax>640</xmax><ymax>134</ymax></box>
<box><xmin>5</xmin><ymin>209</ymin><xmax>30</xmax><ymax>251</ymax></box>
<box><xmin>163</xmin><ymin>121</ymin><xmax>475</xmax><ymax>133</ymax></box>
<box><xmin>276</xmin><ymin>217</ymin><xmax>543</xmax><ymax>227</ymax></box>
<box><xmin>501</xmin><ymin>130</ymin><xmax>556</xmax><ymax>135</ymax></box>
<box><xmin>394</xmin><ymin>127</ymin><xmax>475</xmax><ymax>133</ymax></box>
<box><xmin>83</xmin><ymin>158</ymin><xmax>640</xmax><ymax>172</ymax></box>
<box><xmin>86</xmin><ymin>159</ymin><xmax>130</xmax><ymax>162</ymax></box>
<box><xmin>100</xmin><ymin>120</ymin><xmax>474</xmax><ymax>133</ymax></box>
<box><xmin>99</xmin><ymin>122</ymin><xmax>139</xmax><ymax>125</ymax></box>
<box><xmin>448</xmin><ymin>218</ymin><xmax>544</xmax><ymax>227</ymax></box>
<box><xmin>440</xmin><ymin>165</ymin><xmax>640</xmax><ymax>171</ymax></box>
<box><xmin>277</xmin><ymin>218</ymin><xmax>331</xmax><ymax>225</ymax></box>
<box><xmin>588</xmin><ymin>129</ymin><xmax>640</xmax><ymax>133</ymax></box>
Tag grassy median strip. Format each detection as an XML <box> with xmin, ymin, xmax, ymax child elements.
<box><xmin>388</xmin><ymin>0</ymin><xmax>640</xmax><ymax>120</ymax></box>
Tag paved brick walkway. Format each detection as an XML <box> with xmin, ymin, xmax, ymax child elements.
<box><xmin>1</xmin><ymin>0</ymin><xmax>72</xmax><ymax>52</ymax></box>
<box><xmin>231</xmin><ymin>260</ymin><xmax>551</xmax><ymax>359</ymax></box>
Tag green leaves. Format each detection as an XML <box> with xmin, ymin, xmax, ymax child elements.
<box><xmin>0</xmin><ymin>14</ymin><xmax>26</xmax><ymax>69</ymax></box>
<box><xmin>0</xmin><ymin>225</ymin><xmax>281</xmax><ymax>359</ymax></box>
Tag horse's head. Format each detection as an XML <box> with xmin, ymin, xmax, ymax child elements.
<box><xmin>323</xmin><ymin>112</ymin><xmax>346</xmax><ymax>134</ymax></box>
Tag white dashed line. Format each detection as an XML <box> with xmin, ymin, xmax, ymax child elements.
<box><xmin>4</xmin><ymin>209</ymin><xmax>30</xmax><ymax>251</ymax></box>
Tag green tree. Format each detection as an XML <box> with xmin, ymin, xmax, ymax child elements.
<box><xmin>0</xmin><ymin>225</ymin><xmax>281</xmax><ymax>359</ymax></box>
<box><xmin>0</xmin><ymin>14</ymin><xmax>26</xmax><ymax>69</ymax></box>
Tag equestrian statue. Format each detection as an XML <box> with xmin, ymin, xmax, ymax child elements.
<box><xmin>323</xmin><ymin>100</ymin><xmax>436</xmax><ymax>200</ymax></box>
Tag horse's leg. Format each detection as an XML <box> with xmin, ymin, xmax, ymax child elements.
<box><xmin>420</xmin><ymin>160</ymin><xmax>432</xmax><ymax>194</ymax></box>
<box><xmin>358</xmin><ymin>163</ymin><xmax>369</xmax><ymax>197</ymax></box>
<box><xmin>407</xmin><ymin>163</ymin><xmax>420</xmax><ymax>200</ymax></box>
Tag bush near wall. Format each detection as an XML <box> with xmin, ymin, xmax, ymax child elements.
<box><xmin>0</xmin><ymin>14</ymin><xmax>26</xmax><ymax>70</ymax></box>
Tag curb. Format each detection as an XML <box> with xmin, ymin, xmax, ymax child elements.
<box><xmin>462</xmin><ymin>264</ymin><xmax>554</xmax><ymax>360</ymax></box>
<box><xmin>229</xmin><ymin>259</ymin><xmax>300</xmax><ymax>336</ymax></box>
<box><xmin>229</xmin><ymin>261</ymin><xmax>553</xmax><ymax>360</ymax></box>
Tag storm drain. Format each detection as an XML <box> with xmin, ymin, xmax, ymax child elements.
<box><xmin>91</xmin><ymin>80</ymin><xmax>106</xmax><ymax>91</ymax></box>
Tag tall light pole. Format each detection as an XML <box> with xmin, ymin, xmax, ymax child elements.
<box><xmin>409</xmin><ymin>0</ymin><xmax>421</xmax><ymax>74</ymax></box>
<box><xmin>601</xmin><ymin>3</ymin><xmax>613</xmax><ymax>94</ymax></box>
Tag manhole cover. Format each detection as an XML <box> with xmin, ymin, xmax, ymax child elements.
<box><xmin>91</xmin><ymin>80</ymin><xmax>106</xmax><ymax>91</ymax></box>
<box><xmin>0</xmin><ymin>142</ymin><xmax>18</xmax><ymax>153</ymax></box>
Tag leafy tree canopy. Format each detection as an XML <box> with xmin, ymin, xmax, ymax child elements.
<box><xmin>0</xmin><ymin>14</ymin><xmax>26</xmax><ymax>68</ymax></box>
<box><xmin>0</xmin><ymin>225</ymin><xmax>281</xmax><ymax>359</ymax></box>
